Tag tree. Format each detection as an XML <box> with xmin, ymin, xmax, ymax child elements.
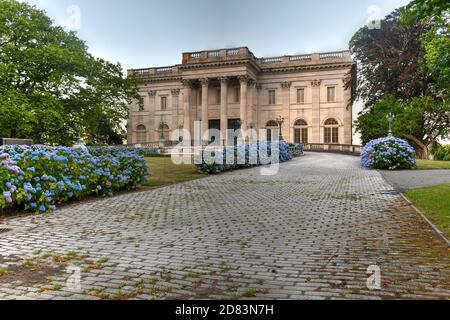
<box><xmin>349</xmin><ymin>10</ymin><xmax>434</xmax><ymax>109</ymax></box>
<box><xmin>351</xmin><ymin>6</ymin><xmax>449</xmax><ymax>158</ymax></box>
<box><xmin>355</xmin><ymin>95</ymin><xmax>450</xmax><ymax>159</ymax></box>
<box><xmin>400</xmin><ymin>0</ymin><xmax>449</xmax><ymax>100</ymax></box>
<box><xmin>0</xmin><ymin>0</ymin><xmax>141</xmax><ymax>145</ymax></box>
<box><xmin>400</xmin><ymin>0</ymin><xmax>449</xmax><ymax>25</ymax></box>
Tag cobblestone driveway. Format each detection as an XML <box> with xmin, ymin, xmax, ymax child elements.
<box><xmin>0</xmin><ymin>153</ymin><xmax>448</xmax><ymax>300</ymax></box>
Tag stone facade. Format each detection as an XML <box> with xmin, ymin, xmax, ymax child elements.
<box><xmin>127</xmin><ymin>47</ymin><xmax>355</xmax><ymax>145</ymax></box>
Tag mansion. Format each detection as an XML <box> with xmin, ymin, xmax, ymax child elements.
<box><xmin>127</xmin><ymin>47</ymin><xmax>355</xmax><ymax>145</ymax></box>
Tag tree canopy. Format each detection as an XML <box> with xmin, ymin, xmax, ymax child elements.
<box><xmin>349</xmin><ymin>10</ymin><xmax>433</xmax><ymax>108</ymax></box>
<box><xmin>0</xmin><ymin>0</ymin><xmax>141</xmax><ymax>145</ymax></box>
<box><xmin>350</xmin><ymin>3</ymin><xmax>449</xmax><ymax>158</ymax></box>
<box><xmin>399</xmin><ymin>0</ymin><xmax>449</xmax><ymax>25</ymax></box>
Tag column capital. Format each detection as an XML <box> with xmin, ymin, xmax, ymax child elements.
<box><xmin>281</xmin><ymin>81</ymin><xmax>292</xmax><ymax>89</ymax></box>
<box><xmin>171</xmin><ymin>89</ymin><xmax>180</xmax><ymax>96</ymax></box>
<box><xmin>311</xmin><ymin>79</ymin><xmax>322</xmax><ymax>87</ymax></box>
<box><xmin>238</xmin><ymin>75</ymin><xmax>250</xmax><ymax>84</ymax></box>
<box><xmin>148</xmin><ymin>90</ymin><xmax>157</xmax><ymax>97</ymax></box>
<box><xmin>181</xmin><ymin>79</ymin><xmax>194</xmax><ymax>88</ymax></box>
<box><xmin>219</xmin><ymin>76</ymin><xmax>229</xmax><ymax>85</ymax></box>
<box><xmin>256</xmin><ymin>83</ymin><xmax>262</xmax><ymax>91</ymax></box>
<box><xmin>200</xmin><ymin>78</ymin><xmax>210</xmax><ymax>86</ymax></box>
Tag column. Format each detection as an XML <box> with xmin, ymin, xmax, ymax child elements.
<box><xmin>255</xmin><ymin>84</ymin><xmax>262</xmax><ymax>132</ymax></box>
<box><xmin>171</xmin><ymin>89</ymin><xmax>181</xmax><ymax>132</ymax></box>
<box><xmin>239</xmin><ymin>76</ymin><xmax>248</xmax><ymax>131</ymax></box>
<box><xmin>311</xmin><ymin>80</ymin><xmax>321</xmax><ymax>143</ymax></box>
<box><xmin>248</xmin><ymin>80</ymin><xmax>256</xmax><ymax>129</ymax></box>
<box><xmin>148</xmin><ymin>90</ymin><xmax>157</xmax><ymax>113</ymax></box>
<box><xmin>342</xmin><ymin>79</ymin><xmax>352</xmax><ymax>145</ymax></box>
<box><xmin>281</xmin><ymin>81</ymin><xmax>291</xmax><ymax>141</ymax></box>
<box><xmin>219</xmin><ymin>77</ymin><xmax>228</xmax><ymax>144</ymax></box>
<box><xmin>182</xmin><ymin>80</ymin><xmax>192</xmax><ymax>138</ymax></box>
<box><xmin>200</xmin><ymin>78</ymin><xmax>209</xmax><ymax>143</ymax></box>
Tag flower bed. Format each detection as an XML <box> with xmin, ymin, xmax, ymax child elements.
<box><xmin>196</xmin><ymin>141</ymin><xmax>294</xmax><ymax>174</ymax></box>
<box><xmin>361</xmin><ymin>137</ymin><xmax>416</xmax><ymax>170</ymax></box>
<box><xmin>0</xmin><ymin>145</ymin><xmax>150</xmax><ymax>213</ymax></box>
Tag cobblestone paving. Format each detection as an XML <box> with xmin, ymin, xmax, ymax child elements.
<box><xmin>0</xmin><ymin>153</ymin><xmax>449</xmax><ymax>300</ymax></box>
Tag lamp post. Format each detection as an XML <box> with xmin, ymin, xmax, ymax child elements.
<box><xmin>76</xmin><ymin>125</ymin><xmax>82</xmax><ymax>145</ymax></box>
<box><xmin>275</xmin><ymin>116</ymin><xmax>285</xmax><ymax>141</ymax></box>
<box><xmin>386</xmin><ymin>113</ymin><xmax>395</xmax><ymax>137</ymax></box>
<box><xmin>73</xmin><ymin>125</ymin><xmax>86</xmax><ymax>149</ymax></box>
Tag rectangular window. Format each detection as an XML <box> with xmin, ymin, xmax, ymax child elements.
<box><xmin>161</xmin><ymin>96</ymin><xmax>167</xmax><ymax>110</ymax></box>
<box><xmin>268</xmin><ymin>90</ymin><xmax>276</xmax><ymax>105</ymax></box>
<box><xmin>297</xmin><ymin>88</ymin><xmax>305</xmax><ymax>104</ymax></box>
<box><xmin>327</xmin><ymin>87</ymin><xmax>336</xmax><ymax>102</ymax></box>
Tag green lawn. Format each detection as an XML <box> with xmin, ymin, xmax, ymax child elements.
<box><xmin>405</xmin><ymin>184</ymin><xmax>450</xmax><ymax>238</ymax></box>
<box><xmin>416</xmin><ymin>159</ymin><xmax>450</xmax><ymax>170</ymax></box>
<box><xmin>144</xmin><ymin>156</ymin><xmax>206</xmax><ymax>188</ymax></box>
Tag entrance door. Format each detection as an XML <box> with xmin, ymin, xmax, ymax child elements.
<box><xmin>228</xmin><ymin>119</ymin><xmax>241</xmax><ymax>145</ymax></box>
<box><xmin>208</xmin><ymin>119</ymin><xmax>220</xmax><ymax>144</ymax></box>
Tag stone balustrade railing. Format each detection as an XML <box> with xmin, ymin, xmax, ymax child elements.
<box><xmin>304</xmin><ymin>143</ymin><xmax>362</xmax><ymax>155</ymax></box>
<box><xmin>128</xmin><ymin>48</ymin><xmax>352</xmax><ymax>80</ymax></box>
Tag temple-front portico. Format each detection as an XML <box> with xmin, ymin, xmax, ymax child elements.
<box><xmin>127</xmin><ymin>47</ymin><xmax>355</xmax><ymax>146</ymax></box>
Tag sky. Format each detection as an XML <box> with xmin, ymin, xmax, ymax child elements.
<box><xmin>24</xmin><ymin>0</ymin><xmax>411</xmax><ymax>71</ymax></box>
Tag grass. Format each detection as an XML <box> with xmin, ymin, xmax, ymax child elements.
<box><xmin>416</xmin><ymin>159</ymin><xmax>450</xmax><ymax>170</ymax></box>
<box><xmin>405</xmin><ymin>184</ymin><xmax>450</xmax><ymax>238</ymax></box>
<box><xmin>144</xmin><ymin>156</ymin><xmax>206</xmax><ymax>188</ymax></box>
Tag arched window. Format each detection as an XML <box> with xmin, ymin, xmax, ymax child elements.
<box><xmin>294</xmin><ymin>119</ymin><xmax>308</xmax><ymax>126</ymax></box>
<box><xmin>324</xmin><ymin>118</ymin><xmax>339</xmax><ymax>126</ymax></box>
<box><xmin>266</xmin><ymin>120</ymin><xmax>278</xmax><ymax>141</ymax></box>
<box><xmin>136</xmin><ymin>125</ymin><xmax>147</xmax><ymax>144</ymax></box>
<box><xmin>294</xmin><ymin>119</ymin><xmax>308</xmax><ymax>144</ymax></box>
<box><xmin>158</xmin><ymin>123</ymin><xmax>170</xmax><ymax>141</ymax></box>
<box><xmin>324</xmin><ymin>118</ymin><xmax>339</xmax><ymax>144</ymax></box>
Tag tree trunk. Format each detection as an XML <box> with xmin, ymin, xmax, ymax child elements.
<box><xmin>404</xmin><ymin>134</ymin><xmax>429</xmax><ymax>160</ymax></box>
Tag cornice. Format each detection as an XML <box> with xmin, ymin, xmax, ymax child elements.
<box><xmin>141</xmin><ymin>76</ymin><xmax>183</xmax><ymax>84</ymax></box>
<box><xmin>137</xmin><ymin>61</ymin><xmax>355</xmax><ymax>84</ymax></box>
<box><xmin>261</xmin><ymin>62</ymin><xmax>355</xmax><ymax>74</ymax></box>
<box><xmin>178</xmin><ymin>59</ymin><xmax>262</xmax><ymax>72</ymax></box>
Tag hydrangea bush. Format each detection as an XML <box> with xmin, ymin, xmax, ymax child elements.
<box><xmin>288</xmin><ymin>143</ymin><xmax>304</xmax><ymax>157</ymax></box>
<box><xmin>0</xmin><ymin>145</ymin><xmax>150</xmax><ymax>214</ymax></box>
<box><xmin>196</xmin><ymin>141</ymin><xmax>294</xmax><ymax>174</ymax></box>
<box><xmin>361</xmin><ymin>137</ymin><xmax>416</xmax><ymax>170</ymax></box>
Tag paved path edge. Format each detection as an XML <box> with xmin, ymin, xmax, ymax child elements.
<box><xmin>379</xmin><ymin>172</ymin><xmax>450</xmax><ymax>246</ymax></box>
<box><xmin>398</xmin><ymin>192</ymin><xmax>450</xmax><ymax>247</ymax></box>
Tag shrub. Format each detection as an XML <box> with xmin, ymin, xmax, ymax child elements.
<box><xmin>361</xmin><ymin>137</ymin><xmax>416</xmax><ymax>170</ymax></box>
<box><xmin>196</xmin><ymin>141</ymin><xmax>294</xmax><ymax>174</ymax></box>
<box><xmin>431</xmin><ymin>145</ymin><xmax>450</xmax><ymax>161</ymax></box>
<box><xmin>288</xmin><ymin>143</ymin><xmax>304</xmax><ymax>157</ymax></box>
<box><xmin>0</xmin><ymin>145</ymin><xmax>150</xmax><ymax>214</ymax></box>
